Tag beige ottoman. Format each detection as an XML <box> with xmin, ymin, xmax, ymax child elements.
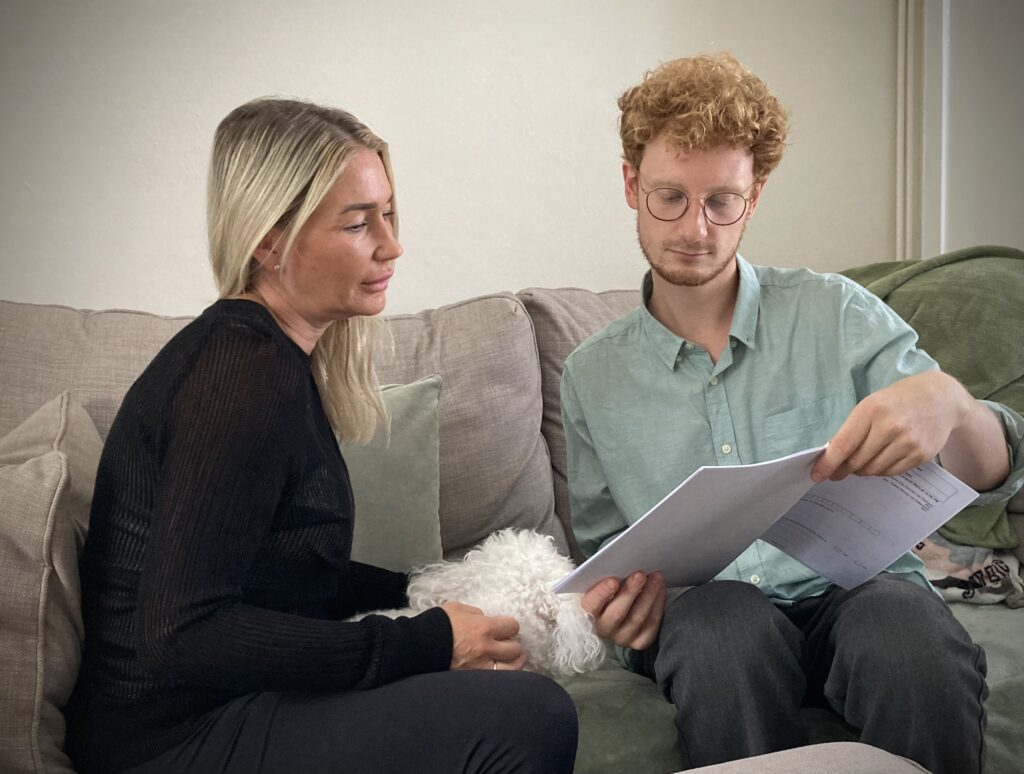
<box><xmin>685</xmin><ymin>741</ymin><xmax>930</xmax><ymax>773</ymax></box>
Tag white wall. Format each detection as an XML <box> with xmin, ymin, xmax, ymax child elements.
<box><xmin>1</xmin><ymin>0</ymin><xmax>1015</xmax><ymax>317</ymax></box>
<box><xmin>944</xmin><ymin>0</ymin><xmax>1024</xmax><ymax>253</ymax></box>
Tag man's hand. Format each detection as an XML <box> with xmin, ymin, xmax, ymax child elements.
<box><xmin>441</xmin><ymin>601</ymin><xmax>527</xmax><ymax>671</ymax></box>
<box><xmin>581</xmin><ymin>571</ymin><xmax>665</xmax><ymax>650</ymax></box>
<box><xmin>811</xmin><ymin>371</ymin><xmax>1008</xmax><ymax>491</ymax></box>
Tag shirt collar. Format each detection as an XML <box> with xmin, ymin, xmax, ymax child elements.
<box><xmin>639</xmin><ymin>255</ymin><xmax>761</xmax><ymax>370</ymax></box>
<box><xmin>731</xmin><ymin>254</ymin><xmax>760</xmax><ymax>350</ymax></box>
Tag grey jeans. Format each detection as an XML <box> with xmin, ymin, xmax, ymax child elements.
<box><xmin>638</xmin><ymin>574</ymin><xmax>988</xmax><ymax>773</ymax></box>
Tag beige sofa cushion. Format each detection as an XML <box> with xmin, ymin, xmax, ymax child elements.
<box><xmin>518</xmin><ymin>288</ymin><xmax>640</xmax><ymax>561</ymax></box>
<box><xmin>0</xmin><ymin>392</ymin><xmax>100</xmax><ymax>774</ymax></box>
<box><xmin>378</xmin><ymin>294</ymin><xmax>566</xmax><ymax>557</ymax></box>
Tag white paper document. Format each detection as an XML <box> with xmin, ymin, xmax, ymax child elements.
<box><xmin>554</xmin><ymin>445</ymin><xmax>978</xmax><ymax>593</ymax></box>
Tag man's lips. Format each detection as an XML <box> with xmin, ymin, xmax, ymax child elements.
<box><xmin>667</xmin><ymin>247</ymin><xmax>711</xmax><ymax>258</ymax></box>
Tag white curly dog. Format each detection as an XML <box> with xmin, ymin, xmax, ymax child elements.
<box><xmin>355</xmin><ymin>529</ymin><xmax>605</xmax><ymax>677</ymax></box>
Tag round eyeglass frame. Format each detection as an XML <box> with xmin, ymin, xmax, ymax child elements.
<box><xmin>638</xmin><ymin>179</ymin><xmax>759</xmax><ymax>226</ymax></box>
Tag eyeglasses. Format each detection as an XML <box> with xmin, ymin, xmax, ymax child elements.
<box><xmin>638</xmin><ymin>179</ymin><xmax>758</xmax><ymax>226</ymax></box>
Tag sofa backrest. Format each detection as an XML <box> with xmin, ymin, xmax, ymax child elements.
<box><xmin>518</xmin><ymin>288</ymin><xmax>641</xmax><ymax>562</ymax></box>
<box><xmin>0</xmin><ymin>301</ymin><xmax>193</xmax><ymax>441</ymax></box>
<box><xmin>0</xmin><ymin>295</ymin><xmax>567</xmax><ymax>558</ymax></box>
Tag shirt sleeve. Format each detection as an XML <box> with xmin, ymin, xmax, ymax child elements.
<box><xmin>136</xmin><ymin>327</ymin><xmax>451</xmax><ymax>692</ymax></box>
<box><xmin>841</xmin><ymin>280</ymin><xmax>940</xmax><ymax>399</ymax></box>
<box><xmin>334</xmin><ymin>561</ymin><xmax>411</xmax><ymax>616</ymax></box>
<box><xmin>561</xmin><ymin>362</ymin><xmax>629</xmax><ymax>558</ymax></box>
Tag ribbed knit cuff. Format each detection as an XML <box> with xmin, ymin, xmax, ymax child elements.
<box><xmin>372</xmin><ymin>606</ymin><xmax>452</xmax><ymax>685</ymax></box>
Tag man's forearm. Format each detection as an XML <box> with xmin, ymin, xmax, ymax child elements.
<box><xmin>939</xmin><ymin>388</ymin><xmax>1011</xmax><ymax>492</ymax></box>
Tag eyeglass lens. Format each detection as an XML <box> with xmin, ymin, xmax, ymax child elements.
<box><xmin>645</xmin><ymin>189</ymin><xmax>747</xmax><ymax>226</ymax></box>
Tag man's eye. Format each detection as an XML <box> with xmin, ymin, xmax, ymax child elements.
<box><xmin>706</xmin><ymin>194</ymin><xmax>732</xmax><ymax>211</ymax></box>
<box><xmin>657</xmin><ymin>189</ymin><xmax>686</xmax><ymax>204</ymax></box>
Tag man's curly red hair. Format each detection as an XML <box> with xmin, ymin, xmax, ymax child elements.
<box><xmin>618</xmin><ymin>52</ymin><xmax>789</xmax><ymax>181</ymax></box>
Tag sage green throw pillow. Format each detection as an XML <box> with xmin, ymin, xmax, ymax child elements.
<box><xmin>345</xmin><ymin>375</ymin><xmax>443</xmax><ymax>573</ymax></box>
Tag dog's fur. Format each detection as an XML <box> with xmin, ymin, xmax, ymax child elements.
<box><xmin>354</xmin><ymin>529</ymin><xmax>605</xmax><ymax>677</ymax></box>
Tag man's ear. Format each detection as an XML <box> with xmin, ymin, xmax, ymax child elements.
<box><xmin>746</xmin><ymin>178</ymin><xmax>767</xmax><ymax>218</ymax></box>
<box><xmin>252</xmin><ymin>227</ymin><xmax>283</xmax><ymax>268</ymax></box>
<box><xmin>623</xmin><ymin>162</ymin><xmax>640</xmax><ymax>211</ymax></box>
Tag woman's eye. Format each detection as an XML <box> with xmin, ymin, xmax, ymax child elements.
<box><xmin>344</xmin><ymin>222</ymin><xmax>368</xmax><ymax>233</ymax></box>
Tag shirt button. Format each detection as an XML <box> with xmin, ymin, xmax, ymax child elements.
<box><xmin>730</xmin><ymin>341</ymin><xmax>737</xmax><ymax>349</ymax></box>
<box><xmin>750</xmin><ymin>574</ymin><xmax>761</xmax><ymax>585</ymax></box>
<box><xmin>721</xmin><ymin>443</ymin><xmax>733</xmax><ymax>454</ymax></box>
<box><xmin>684</xmin><ymin>342</ymin><xmax>695</xmax><ymax>350</ymax></box>
<box><xmin>709</xmin><ymin>376</ymin><xmax>719</xmax><ymax>386</ymax></box>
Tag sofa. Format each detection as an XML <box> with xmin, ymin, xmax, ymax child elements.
<box><xmin>2</xmin><ymin>245</ymin><xmax>1022</xmax><ymax>773</ymax></box>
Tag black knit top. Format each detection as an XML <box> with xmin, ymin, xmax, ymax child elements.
<box><xmin>65</xmin><ymin>299</ymin><xmax>452</xmax><ymax>773</ymax></box>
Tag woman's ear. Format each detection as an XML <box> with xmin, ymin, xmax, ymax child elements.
<box><xmin>252</xmin><ymin>227</ymin><xmax>283</xmax><ymax>269</ymax></box>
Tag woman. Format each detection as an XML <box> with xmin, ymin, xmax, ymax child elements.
<box><xmin>65</xmin><ymin>98</ymin><xmax>578</xmax><ymax>774</ymax></box>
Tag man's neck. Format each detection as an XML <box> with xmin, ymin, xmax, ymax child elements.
<box><xmin>647</xmin><ymin>263</ymin><xmax>739</xmax><ymax>363</ymax></box>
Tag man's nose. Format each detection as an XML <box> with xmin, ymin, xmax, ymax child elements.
<box><xmin>677</xmin><ymin>200</ymin><xmax>709</xmax><ymax>240</ymax></box>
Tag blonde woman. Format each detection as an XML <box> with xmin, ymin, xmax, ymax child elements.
<box><xmin>66</xmin><ymin>99</ymin><xmax>577</xmax><ymax>774</ymax></box>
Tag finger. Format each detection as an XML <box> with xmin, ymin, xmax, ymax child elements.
<box><xmin>593</xmin><ymin>572</ymin><xmax>646</xmax><ymax>638</ymax></box>
<box><xmin>506</xmin><ymin>652</ymin><xmax>529</xmax><ymax>671</ymax></box>
<box><xmin>486</xmin><ymin>614</ymin><xmax>520</xmax><ymax>640</ymax></box>
<box><xmin>490</xmin><ymin>638</ymin><xmax>524</xmax><ymax>665</ymax></box>
<box><xmin>616</xmin><ymin>572</ymin><xmax>663</xmax><ymax>644</ymax></box>
<box><xmin>812</xmin><ymin>410</ymin><xmax>871</xmax><ymax>482</ymax></box>
<box><xmin>858</xmin><ymin>439</ymin><xmax>928</xmax><ymax>478</ymax></box>
<box><xmin>629</xmin><ymin>577</ymin><xmax>667</xmax><ymax>651</ymax></box>
<box><xmin>828</xmin><ymin>461</ymin><xmax>853</xmax><ymax>482</ymax></box>
<box><xmin>443</xmin><ymin>601</ymin><xmax>483</xmax><ymax>616</ymax></box>
<box><xmin>491</xmin><ymin>642</ymin><xmax>528</xmax><ymax>667</ymax></box>
<box><xmin>491</xmin><ymin>652</ymin><xmax>529</xmax><ymax>671</ymax></box>
<box><xmin>581</xmin><ymin>577</ymin><xmax>621</xmax><ymax>618</ymax></box>
<box><xmin>824</xmin><ymin>419</ymin><xmax>889</xmax><ymax>480</ymax></box>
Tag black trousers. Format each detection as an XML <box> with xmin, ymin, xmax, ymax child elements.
<box><xmin>117</xmin><ymin>670</ymin><xmax>578</xmax><ymax>774</ymax></box>
<box><xmin>638</xmin><ymin>574</ymin><xmax>988</xmax><ymax>773</ymax></box>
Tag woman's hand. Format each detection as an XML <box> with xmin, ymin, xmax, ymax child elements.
<box><xmin>440</xmin><ymin>601</ymin><xmax>527</xmax><ymax>671</ymax></box>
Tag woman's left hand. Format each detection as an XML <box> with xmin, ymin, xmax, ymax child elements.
<box><xmin>441</xmin><ymin>601</ymin><xmax>527</xmax><ymax>671</ymax></box>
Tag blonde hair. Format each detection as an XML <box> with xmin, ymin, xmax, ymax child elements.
<box><xmin>207</xmin><ymin>98</ymin><xmax>393</xmax><ymax>443</ymax></box>
<box><xmin>618</xmin><ymin>52</ymin><xmax>789</xmax><ymax>181</ymax></box>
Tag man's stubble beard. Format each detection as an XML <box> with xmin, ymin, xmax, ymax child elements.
<box><xmin>636</xmin><ymin>218</ymin><xmax>747</xmax><ymax>288</ymax></box>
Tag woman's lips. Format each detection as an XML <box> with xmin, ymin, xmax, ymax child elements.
<box><xmin>363</xmin><ymin>271</ymin><xmax>393</xmax><ymax>292</ymax></box>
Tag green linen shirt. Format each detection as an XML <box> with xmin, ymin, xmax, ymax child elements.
<box><xmin>561</xmin><ymin>256</ymin><xmax>1024</xmax><ymax>605</ymax></box>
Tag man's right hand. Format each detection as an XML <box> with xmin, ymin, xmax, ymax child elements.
<box><xmin>582</xmin><ymin>571</ymin><xmax>665</xmax><ymax>650</ymax></box>
<box><xmin>440</xmin><ymin>601</ymin><xmax>527</xmax><ymax>671</ymax></box>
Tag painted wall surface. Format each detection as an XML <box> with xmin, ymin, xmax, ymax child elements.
<box><xmin>944</xmin><ymin>0</ymin><xmax>1024</xmax><ymax>254</ymax></box>
<box><xmin>0</xmin><ymin>1</ymin><xmax>1005</xmax><ymax>317</ymax></box>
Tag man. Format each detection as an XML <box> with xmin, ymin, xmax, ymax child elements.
<box><xmin>561</xmin><ymin>52</ymin><xmax>1024</xmax><ymax>773</ymax></box>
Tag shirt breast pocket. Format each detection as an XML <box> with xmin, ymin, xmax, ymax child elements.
<box><xmin>761</xmin><ymin>392</ymin><xmax>852</xmax><ymax>460</ymax></box>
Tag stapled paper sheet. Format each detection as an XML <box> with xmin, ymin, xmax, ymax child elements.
<box><xmin>555</xmin><ymin>445</ymin><xmax>977</xmax><ymax>593</ymax></box>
